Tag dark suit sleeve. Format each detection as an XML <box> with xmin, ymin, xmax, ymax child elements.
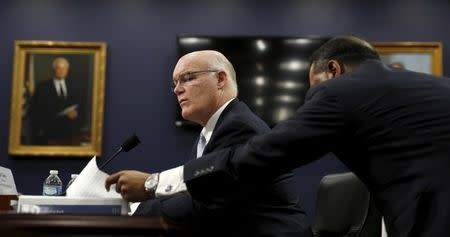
<box><xmin>29</xmin><ymin>83</ymin><xmax>51</xmax><ymax>140</ymax></box>
<box><xmin>184</xmin><ymin>118</ymin><xmax>269</xmax><ymax>209</ymax></box>
<box><xmin>137</xmin><ymin>106</ymin><xmax>271</xmax><ymax>224</ymax></box>
<box><xmin>185</xmin><ymin>86</ymin><xmax>347</xmax><ymax>198</ymax></box>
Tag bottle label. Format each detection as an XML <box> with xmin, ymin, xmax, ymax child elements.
<box><xmin>43</xmin><ymin>185</ymin><xmax>62</xmax><ymax>196</ymax></box>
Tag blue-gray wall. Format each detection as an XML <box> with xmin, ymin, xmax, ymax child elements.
<box><xmin>1</xmin><ymin>0</ymin><xmax>449</xmax><ymax>221</ymax></box>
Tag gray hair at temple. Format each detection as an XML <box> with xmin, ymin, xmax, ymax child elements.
<box><xmin>208</xmin><ymin>51</ymin><xmax>238</xmax><ymax>96</ymax></box>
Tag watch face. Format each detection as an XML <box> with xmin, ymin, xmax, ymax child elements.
<box><xmin>145</xmin><ymin>174</ymin><xmax>158</xmax><ymax>191</ymax></box>
<box><xmin>148</xmin><ymin>179</ymin><xmax>157</xmax><ymax>188</ymax></box>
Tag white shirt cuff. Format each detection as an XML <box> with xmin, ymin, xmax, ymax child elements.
<box><xmin>155</xmin><ymin>165</ymin><xmax>187</xmax><ymax>197</ymax></box>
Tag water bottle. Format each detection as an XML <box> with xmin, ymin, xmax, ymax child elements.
<box><xmin>66</xmin><ymin>174</ymin><xmax>79</xmax><ymax>190</ymax></box>
<box><xmin>42</xmin><ymin>170</ymin><xmax>63</xmax><ymax>196</ymax></box>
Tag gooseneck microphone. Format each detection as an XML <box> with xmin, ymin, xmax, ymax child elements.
<box><xmin>98</xmin><ymin>134</ymin><xmax>141</xmax><ymax>169</ymax></box>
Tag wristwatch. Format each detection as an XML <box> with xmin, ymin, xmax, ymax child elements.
<box><xmin>144</xmin><ymin>173</ymin><xmax>159</xmax><ymax>197</ymax></box>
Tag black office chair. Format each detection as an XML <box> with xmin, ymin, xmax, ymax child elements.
<box><xmin>312</xmin><ymin>172</ymin><xmax>381</xmax><ymax>237</ymax></box>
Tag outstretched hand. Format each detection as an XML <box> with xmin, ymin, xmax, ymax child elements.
<box><xmin>105</xmin><ymin>170</ymin><xmax>151</xmax><ymax>202</ymax></box>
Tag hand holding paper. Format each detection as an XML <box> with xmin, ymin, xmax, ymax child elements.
<box><xmin>57</xmin><ymin>104</ymin><xmax>78</xmax><ymax>116</ymax></box>
<box><xmin>66</xmin><ymin>157</ymin><xmax>121</xmax><ymax>198</ymax></box>
<box><xmin>105</xmin><ymin>170</ymin><xmax>151</xmax><ymax>202</ymax></box>
<box><xmin>68</xmin><ymin>135</ymin><xmax>143</xmax><ymax>200</ymax></box>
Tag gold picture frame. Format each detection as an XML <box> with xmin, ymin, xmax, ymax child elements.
<box><xmin>8</xmin><ymin>41</ymin><xmax>107</xmax><ymax>157</ymax></box>
<box><xmin>373</xmin><ymin>42</ymin><xmax>443</xmax><ymax>76</ymax></box>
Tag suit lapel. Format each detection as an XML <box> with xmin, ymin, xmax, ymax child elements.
<box><xmin>202</xmin><ymin>99</ymin><xmax>239</xmax><ymax>155</ymax></box>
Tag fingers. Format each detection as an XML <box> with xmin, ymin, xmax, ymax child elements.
<box><xmin>116</xmin><ymin>180</ymin><xmax>122</xmax><ymax>193</ymax></box>
<box><xmin>104</xmin><ymin>170</ymin><xmax>151</xmax><ymax>202</ymax></box>
<box><xmin>105</xmin><ymin>172</ymin><xmax>122</xmax><ymax>191</ymax></box>
<box><xmin>114</xmin><ymin>176</ymin><xmax>131</xmax><ymax>201</ymax></box>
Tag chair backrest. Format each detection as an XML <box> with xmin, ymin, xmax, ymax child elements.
<box><xmin>312</xmin><ymin>172</ymin><xmax>381</xmax><ymax>237</ymax></box>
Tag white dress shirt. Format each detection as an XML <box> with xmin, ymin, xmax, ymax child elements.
<box><xmin>155</xmin><ymin>98</ymin><xmax>235</xmax><ymax>197</ymax></box>
<box><xmin>53</xmin><ymin>78</ymin><xmax>67</xmax><ymax>98</ymax></box>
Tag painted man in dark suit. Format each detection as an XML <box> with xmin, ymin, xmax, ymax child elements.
<box><xmin>106</xmin><ymin>50</ymin><xmax>311</xmax><ymax>237</ymax></box>
<box><xmin>29</xmin><ymin>57</ymin><xmax>82</xmax><ymax>145</ymax></box>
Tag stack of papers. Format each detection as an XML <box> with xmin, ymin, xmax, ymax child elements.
<box><xmin>17</xmin><ymin>196</ymin><xmax>127</xmax><ymax>215</ymax></box>
<box><xmin>18</xmin><ymin>157</ymin><xmax>128</xmax><ymax>215</ymax></box>
<box><xmin>57</xmin><ymin>104</ymin><xmax>78</xmax><ymax>116</ymax></box>
<box><xmin>66</xmin><ymin>157</ymin><xmax>120</xmax><ymax>198</ymax></box>
<box><xmin>0</xmin><ymin>166</ymin><xmax>18</xmax><ymax>195</ymax></box>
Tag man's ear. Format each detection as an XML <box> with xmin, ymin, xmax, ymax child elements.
<box><xmin>217</xmin><ymin>71</ymin><xmax>227</xmax><ymax>89</ymax></box>
<box><xmin>327</xmin><ymin>60</ymin><xmax>345</xmax><ymax>78</ymax></box>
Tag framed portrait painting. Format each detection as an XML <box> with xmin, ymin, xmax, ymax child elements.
<box><xmin>8</xmin><ymin>41</ymin><xmax>107</xmax><ymax>157</ymax></box>
<box><xmin>373</xmin><ymin>42</ymin><xmax>442</xmax><ymax>76</ymax></box>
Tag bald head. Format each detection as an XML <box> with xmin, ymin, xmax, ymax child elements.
<box><xmin>52</xmin><ymin>57</ymin><xmax>70</xmax><ymax>80</ymax></box>
<box><xmin>172</xmin><ymin>50</ymin><xmax>238</xmax><ymax>126</ymax></box>
<box><xmin>175</xmin><ymin>50</ymin><xmax>238</xmax><ymax>96</ymax></box>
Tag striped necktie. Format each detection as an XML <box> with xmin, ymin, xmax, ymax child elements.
<box><xmin>57</xmin><ymin>81</ymin><xmax>66</xmax><ymax>98</ymax></box>
<box><xmin>196</xmin><ymin>134</ymin><xmax>207</xmax><ymax>158</ymax></box>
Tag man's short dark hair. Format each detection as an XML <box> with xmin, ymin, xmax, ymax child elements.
<box><xmin>311</xmin><ymin>35</ymin><xmax>380</xmax><ymax>73</ymax></box>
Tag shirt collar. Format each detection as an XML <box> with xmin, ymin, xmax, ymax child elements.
<box><xmin>53</xmin><ymin>78</ymin><xmax>66</xmax><ymax>83</ymax></box>
<box><xmin>200</xmin><ymin>98</ymin><xmax>235</xmax><ymax>143</ymax></box>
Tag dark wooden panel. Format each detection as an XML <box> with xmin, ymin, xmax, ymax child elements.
<box><xmin>0</xmin><ymin>214</ymin><xmax>190</xmax><ymax>237</ymax></box>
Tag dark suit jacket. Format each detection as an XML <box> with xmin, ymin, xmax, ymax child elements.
<box><xmin>136</xmin><ymin>99</ymin><xmax>311</xmax><ymax>237</ymax></box>
<box><xmin>185</xmin><ymin>61</ymin><xmax>450</xmax><ymax>237</ymax></box>
<box><xmin>29</xmin><ymin>78</ymin><xmax>82</xmax><ymax>144</ymax></box>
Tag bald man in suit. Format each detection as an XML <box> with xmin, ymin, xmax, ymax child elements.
<box><xmin>107</xmin><ymin>50</ymin><xmax>311</xmax><ymax>237</ymax></box>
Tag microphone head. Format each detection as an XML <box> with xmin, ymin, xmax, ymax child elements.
<box><xmin>121</xmin><ymin>134</ymin><xmax>141</xmax><ymax>152</ymax></box>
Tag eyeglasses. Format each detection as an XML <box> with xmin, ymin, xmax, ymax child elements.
<box><xmin>172</xmin><ymin>70</ymin><xmax>218</xmax><ymax>90</ymax></box>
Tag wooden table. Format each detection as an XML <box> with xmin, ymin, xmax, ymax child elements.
<box><xmin>0</xmin><ymin>213</ymin><xmax>190</xmax><ymax>237</ymax></box>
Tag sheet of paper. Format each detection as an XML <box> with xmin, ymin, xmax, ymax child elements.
<box><xmin>0</xmin><ymin>166</ymin><xmax>18</xmax><ymax>195</ymax></box>
<box><xmin>57</xmin><ymin>104</ymin><xmax>78</xmax><ymax>116</ymax></box>
<box><xmin>66</xmin><ymin>157</ymin><xmax>121</xmax><ymax>198</ymax></box>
